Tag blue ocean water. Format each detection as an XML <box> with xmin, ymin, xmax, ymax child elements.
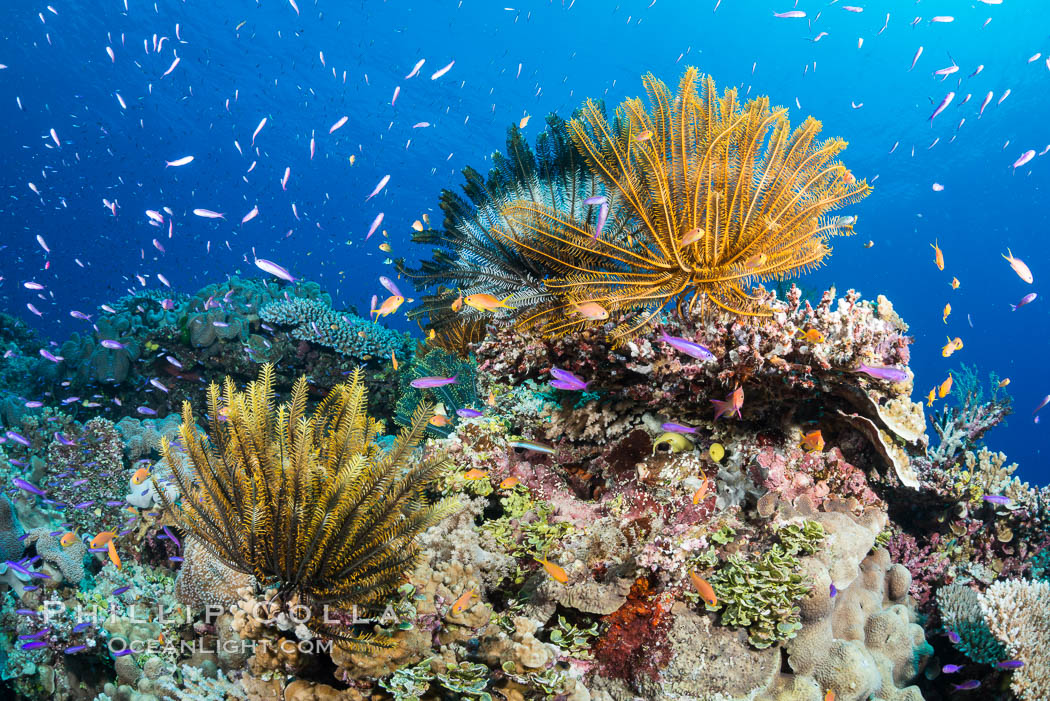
<box><xmin>0</xmin><ymin>0</ymin><xmax>1045</xmax><ymax>481</ymax></box>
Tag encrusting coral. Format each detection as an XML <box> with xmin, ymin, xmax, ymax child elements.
<box><xmin>156</xmin><ymin>363</ymin><xmax>456</xmax><ymax>647</ymax></box>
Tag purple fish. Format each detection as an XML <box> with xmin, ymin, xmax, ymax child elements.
<box><xmin>593</xmin><ymin>201</ymin><xmax>610</xmax><ymax>239</ymax></box>
<box><xmin>15</xmin><ymin>609</ymin><xmax>37</xmax><ymax>616</ymax></box>
<box><xmin>929</xmin><ymin>91</ymin><xmax>955</xmax><ymax>122</ymax></box>
<box><xmin>456</xmin><ymin>408</ymin><xmax>483</xmax><ymax>418</ymax></box>
<box><xmin>379</xmin><ymin>275</ymin><xmax>402</xmax><ymax>298</ymax></box>
<box><xmin>996</xmin><ymin>660</ymin><xmax>1024</xmax><ymax>669</ymax></box>
<box><xmin>100</xmin><ymin>339</ymin><xmax>126</xmax><ymax>350</ymax></box>
<box><xmin>856</xmin><ymin>363</ymin><xmax>909</xmax><ymax>383</ymax></box>
<box><xmin>170</xmin><ymin>556</ymin><xmax>184</xmax><ymax>562</ymax></box>
<box><xmin>165</xmin><ymin>355</ymin><xmax>183</xmax><ymax>369</ymax></box>
<box><xmin>113</xmin><ymin>586</ymin><xmax>130</xmax><ymax>595</ymax></box>
<box><xmin>982</xmin><ymin>495</ymin><xmax>1011</xmax><ymax>506</ymax></box>
<box><xmin>163</xmin><ymin>525</ymin><xmax>181</xmax><ymax>548</ymax></box>
<box><xmin>659</xmin><ymin>331</ymin><xmax>715</xmax><ymax>361</ymax></box>
<box><xmin>946</xmin><ymin>630</ymin><xmax>961</xmax><ymax>644</ymax></box>
<box><xmin>951</xmin><ymin>680</ymin><xmax>980</xmax><ymax>691</ymax></box>
<box><xmin>410</xmin><ymin>375</ymin><xmax>458</xmax><ymax>389</ymax></box>
<box><xmin>661</xmin><ymin>422</ymin><xmax>697</xmax><ymax>434</ymax></box>
<box><xmin>39</xmin><ymin>349</ymin><xmax>63</xmax><ymax>363</ymax></box>
<box><xmin>72</xmin><ymin>622</ymin><xmax>92</xmax><ymax>633</ymax></box>
<box><xmin>21</xmin><ymin>641</ymin><xmax>48</xmax><ymax>650</ymax></box>
<box><xmin>137</xmin><ymin>406</ymin><xmax>158</xmax><ymax>416</ymax></box>
<box><xmin>54</xmin><ymin>432</ymin><xmax>75</xmax><ymax>446</ymax></box>
<box><xmin>5</xmin><ymin>430</ymin><xmax>31</xmax><ymax>447</ymax></box>
<box><xmin>112</xmin><ymin>648</ymin><xmax>133</xmax><ymax>657</ymax></box>
<box><xmin>64</xmin><ymin>645</ymin><xmax>88</xmax><ymax>654</ymax></box>
<box><xmin>829</xmin><ymin>584</ymin><xmax>837</xmax><ymax>598</ymax></box>
<box><xmin>550</xmin><ymin>379</ymin><xmax>588</xmax><ymax>391</ymax></box>
<box><xmin>942</xmin><ymin>664</ymin><xmax>962</xmax><ymax>674</ymax></box>
<box><xmin>24</xmin><ymin>400</ymin><xmax>43</xmax><ymax>408</ymax></box>
<box><xmin>12</xmin><ymin>478</ymin><xmax>45</xmax><ymax>496</ymax></box>
<box><xmin>1011</xmin><ymin>293</ymin><xmax>1037</xmax><ymax>311</ymax></box>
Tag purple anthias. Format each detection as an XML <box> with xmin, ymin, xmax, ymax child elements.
<box><xmin>659</xmin><ymin>331</ymin><xmax>715</xmax><ymax>361</ymax></box>
<box><xmin>982</xmin><ymin>494</ymin><xmax>1011</xmax><ymax>506</ymax></box>
<box><xmin>856</xmin><ymin>363</ymin><xmax>909</xmax><ymax>383</ymax></box>
<box><xmin>550</xmin><ymin>367</ymin><xmax>588</xmax><ymax>391</ymax></box>
<box><xmin>456</xmin><ymin>408</ymin><xmax>483</xmax><ymax>418</ymax></box>
<box><xmin>661</xmin><ymin>422</ymin><xmax>697</xmax><ymax>434</ymax></box>
<box><xmin>951</xmin><ymin>680</ymin><xmax>980</xmax><ymax>691</ymax></box>
<box><xmin>996</xmin><ymin>660</ymin><xmax>1025</xmax><ymax>669</ymax></box>
<box><xmin>1010</xmin><ymin>292</ymin><xmax>1037</xmax><ymax>311</ymax></box>
<box><xmin>941</xmin><ymin>664</ymin><xmax>962</xmax><ymax>673</ymax></box>
<box><xmin>409</xmin><ymin>375</ymin><xmax>458</xmax><ymax>389</ymax></box>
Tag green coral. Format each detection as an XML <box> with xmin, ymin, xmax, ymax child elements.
<box><xmin>482</xmin><ymin>484</ymin><xmax>573</xmax><ymax>583</ymax></box>
<box><xmin>500</xmin><ymin>664</ymin><xmax>569</xmax><ymax>700</ymax></box>
<box><xmin>705</xmin><ymin>539</ymin><xmax>816</xmax><ymax>649</ymax></box>
<box><xmin>395</xmin><ymin>348</ymin><xmax>479</xmax><ymax>438</ymax></box>
<box><xmin>710</xmin><ymin>525</ymin><xmax>736</xmax><ymax>545</ymax></box>
<box><xmin>380</xmin><ymin>658</ymin><xmax>434</xmax><ymax>700</ymax></box>
<box><xmin>776</xmin><ymin>520</ymin><xmax>825</xmax><ymax>556</ymax></box>
<box><xmin>435</xmin><ymin>661</ymin><xmax>492</xmax><ymax>700</ymax></box>
<box><xmin>548</xmin><ymin>615</ymin><xmax>599</xmax><ymax>659</ymax></box>
<box><xmin>1031</xmin><ymin>549</ymin><xmax>1050</xmax><ymax>582</ymax></box>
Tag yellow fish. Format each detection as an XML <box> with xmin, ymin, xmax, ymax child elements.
<box><xmin>800</xmin><ymin>430</ymin><xmax>825</xmax><ymax>453</ymax></box>
<box><xmin>107</xmin><ymin>540</ymin><xmax>122</xmax><ymax>570</ymax></box>
<box><xmin>59</xmin><ymin>532</ymin><xmax>78</xmax><ymax>548</ymax></box>
<box><xmin>930</xmin><ymin>239</ymin><xmax>944</xmax><ymax>270</ymax></box>
<box><xmin>535</xmin><ymin>556</ymin><xmax>568</xmax><ymax>583</ymax></box>
<box><xmin>348</xmin><ymin>154</ymin><xmax>356</xmax><ymax>165</ymax></box>
<box><xmin>499</xmin><ymin>476</ymin><xmax>520</xmax><ymax>490</ymax></box>
<box><xmin>798</xmin><ymin>329</ymin><xmax>825</xmax><ymax>344</ymax></box>
<box><xmin>463</xmin><ymin>293</ymin><xmax>515</xmax><ymax>313</ymax></box>
<box><xmin>379</xmin><ymin>242</ymin><xmax>391</xmax><ymax>253</ymax></box>
<box><xmin>941</xmin><ymin>336</ymin><xmax>963</xmax><ymax>358</ymax></box>
<box><xmin>451</xmin><ymin>294</ymin><xmax>463</xmax><ymax>312</ymax></box>
<box><xmin>462</xmin><ymin>468</ymin><xmax>488</xmax><ymax>480</ymax></box>
<box><xmin>391</xmin><ymin>350</ymin><xmax>398</xmax><ymax>371</ymax></box>
<box><xmin>938</xmin><ymin>373</ymin><xmax>953</xmax><ymax>398</ymax></box>
<box><xmin>942</xmin><ymin>303</ymin><xmax>951</xmax><ymax>323</ymax></box>
<box><xmin>998</xmin><ymin>378</ymin><xmax>1010</xmax><ymax>388</ymax></box>
<box><xmin>950</xmin><ymin>277</ymin><xmax>960</xmax><ymax>289</ymax></box>
<box><xmin>411</xmin><ymin>220</ymin><xmax>424</xmax><ymax>232</ymax></box>
<box><xmin>863</xmin><ymin>240</ymin><xmax>874</xmax><ymax>248</ymax></box>
<box><xmin>131</xmin><ymin>467</ymin><xmax>150</xmax><ymax>485</ymax></box>
<box><xmin>692</xmin><ymin>478</ymin><xmax>709</xmax><ymax>505</ymax></box>
<box><xmin>91</xmin><ymin>531</ymin><xmax>116</xmax><ymax>549</ymax></box>
<box><xmin>926</xmin><ymin>388</ymin><xmax>936</xmax><ymax>407</ymax></box>
<box><xmin>519</xmin><ymin>115</ymin><xmax>530</xmax><ymax>129</ymax></box>
<box><xmin>430</xmin><ymin>414</ymin><xmax>451</xmax><ymax>427</ymax></box>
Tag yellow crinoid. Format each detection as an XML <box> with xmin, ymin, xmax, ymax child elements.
<box><xmin>496</xmin><ymin>68</ymin><xmax>871</xmax><ymax>343</ymax></box>
<box><xmin>156</xmin><ymin>364</ymin><xmax>455</xmax><ymax>648</ymax></box>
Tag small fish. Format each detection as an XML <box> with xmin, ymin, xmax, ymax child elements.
<box><xmin>499</xmin><ymin>476</ymin><xmax>520</xmax><ymax>489</ymax></box>
<box><xmin>1011</xmin><ymin>292</ymin><xmax>1037</xmax><ymax>311</ymax></box>
<box><xmin>773</xmin><ymin>10</ymin><xmax>806</xmax><ymax>18</ymax></box>
<box><xmin>112</xmin><ymin>586</ymin><xmax>130</xmax><ymax>595</ymax></box>
<box><xmin>982</xmin><ymin>494</ymin><xmax>1011</xmax><ymax>506</ymax></box>
<box><xmin>518</xmin><ymin>115</ymin><xmax>530</xmax><ymax>129</ymax></box>
<box><xmin>929</xmin><ymin>92</ymin><xmax>955</xmax><ymax>122</ymax></box>
<box><xmin>1013</xmin><ymin>150</ymin><xmax>1036</xmax><ymax>169</ymax></box>
<box><xmin>405</xmin><ymin>58</ymin><xmax>425</xmax><ymax>79</ymax></box>
<box><xmin>951</xmin><ymin>277</ymin><xmax>960</xmax><ymax>289</ymax></box>
<box><xmin>689</xmin><ymin>571</ymin><xmax>717</xmax><ymax>605</ymax></box>
<box><xmin>946</xmin><ymin>630</ymin><xmax>961</xmax><ymax>644</ymax></box>
<box><xmin>1002</xmin><ymin>248</ymin><xmax>1034</xmax><ymax>283</ymax></box>
<box><xmin>510</xmin><ymin>439</ymin><xmax>556</xmax><ymax>454</ymax></box>
<box><xmin>166</xmin><ymin>155</ymin><xmax>194</xmax><ymax>167</ymax></box>
<box><xmin>550</xmin><ymin>367</ymin><xmax>588</xmax><ymax>391</ymax></box>
<box><xmin>995</xmin><ymin>660</ymin><xmax>1024</xmax><ymax>669</ymax></box>
<box><xmin>998</xmin><ymin>378</ymin><xmax>1011</xmax><ymax>388</ymax></box>
<box><xmin>12</xmin><ymin>478</ymin><xmax>45</xmax><ymax>496</ymax></box>
<box><xmin>371</xmin><ymin>294</ymin><xmax>404</xmax><ymax>320</ymax></box>
<box><xmin>131</xmin><ymin>467</ymin><xmax>150</xmax><ymax>485</ymax></box>
<box><xmin>137</xmin><ymin>406</ymin><xmax>157</xmax><ymax>416</ymax></box>
<box><xmin>571</xmin><ymin>301</ymin><xmax>609</xmax><ymax>320</ymax></box>
<box><xmin>64</xmin><ymin>645</ymin><xmax>88</xmax><ymax>654</ymax></box>
<box><xmin>449</xmin><ymin>588</ymin><xmax>476</xmax><ymax>615</ymax></box>
<box><xmin>1033</xmin><ymin>395</ymin><xmax>1050</xmax><ymax>415</ymax></box>
<box><xmin>678</xmin><ymin>227</ymin><xmax>705</xmax><ymax>247</ymax></box>
<box><xmin>430</xmin><ymin>59</ymin><xmax>455</xmax><ymax>80</ymax></box>
<box><xmin>255</xmin><ymin>258</ymin><xmax>296</xmax><ymax>283</ymax></box>
<box><xmin>59</xmin><ymin>532</ymin><xmax>77</xmax><ymax>547</ymax></box>
<box><xmin>100</xmin><ymin>339</ymin><xmax>126</xmax><ymax>350</ymax></box>
<box><xmin>829</xmin><ymin>584</ymin><xmax>837</xmax><ymax>598</ymax></box>
<box><xmin>661</xmin><ymin>422</ymin><xmax>697</xmax><ymax>434</ymax></box>
<box><xmin>744</xmin><ymin>252</ymin><xmax>767</xmax><ymax>269</ymax></box>
<box><xmin>659</xmin><ymin>331</ymin><xmax>715</xmax><ymax>361</ymax></box>
<box><xmin>938</xmin><ymin>374</ymin><xmax>953</xmax><ymax>398</ymax></box>
<box><xmin>711</xmin><ymin>386</ymin><xmax>744</xmax><ymax>421</ymax></box>
<box><xmin>462</xmin><ymin>468</ymin><xmax>487</xmax><ymax>480</ymax></box>
<box><xmin>927</xmin><ymin>388</ymin><xmax>936</xmax><ymax>407</ymax></box>
<box><xmin>691</xmin><ymin>479</ymin><xmax>709</xmax><ymax>505</ymax></box>
<box><xmin>941</xmin><ymin>664</ymin><xmax>962</xmax><ymax>673</ymax></box>
<box><xmin>329</xmin><ymin>115</ymin><xmax>348</xmax><ymax>133</ymax></box>
<box><xmin>409</xmin><ymin>375</ymin><xmax>458</xmax><ymax>389</ymax></box>
<box><xmin>366</xmin><ymin>212</ymin><xmax>385</xmax><ymax>240</ymax></box>
<box><xmin>463</xmin><ymin>293</ymin><xmax>515</xmax><ymax>313</ymax></box>
<box><xmin>90</xmin><ymin>531</ymin><xmax>116</xmax><ymax>548</ymax></box>
<box><xmin>942</xmin><ymin>303</ymin><xmax>951</xmax><ymax>323</ymax></box>
<box><xmin>429</xmin><ymin>415</ymin><xmax>450</xmax><ymax>427</ymax></box>
<box><xmin>21</xmin><ymin>641</ymin><xmax>48</xmax><ymax>650</ymax></box>
<box><xmin>634</xmin><ymin>130</ymin><xmax>653</xmax><ymax>141</ymax></box>
<box><xmin>456</xmin><ymin>408</ymin><xmax>483</xmax><ymax>418</ymax></box>
<box><xmin>798</xmin><ymin>329</ymin><xmax>825</xmax><ymax>344</ymax></box>
<box><xmin>800</xmin><ymin>430</ymin><xmax>825</xmax><ymax>452</ymax></box>
<box><xmin>535</xmin><ymin>556</ymin><xmax>568</xmax><ymax>583</ymax></box>
<box><xmin>930</xmin><ymin>239</ymin><xmax>944</xmax><ymax>270</ymax></box>
<box><xmin>951</xmin><ymin>680</ymin><xmax>980</xmax><ymax>691</ymax></box>
<box><xmin>192</xmin><ymin>208</ymin><xmax>225</xmax><ymax>219</ymax></box>
<box><xmin>107</xmin><ymin>541</ymin><xmax>122</xmax><ymax>569</ymax></box>
<box><xmin>856</xmin><ymin>364</ymin><xmax>909</xmax><ymax>383</ymax></box>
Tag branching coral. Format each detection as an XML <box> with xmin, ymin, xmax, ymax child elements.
<box><xmin>496</xmin><ymin>68</ymin><xmax>870</xmax><ymax>343</ymax></box>
<box><xmin>979</xmin><ymin>578</ymin><xmax>1050</xmax><ymax>700</ymax></box>
<box><xmin>260</xmin><ymin>297</ymin><xmax>413</xmax><ymax>362</ymax></box>
<box><xmin>156</xmin><ymin>364</ymin><xmax>456</xmax><ymax>647</ymax></box>
<box><xmin>928</xmin><ymin>363</ymin><xmax>1011</xmax><ymax>469</ymax></box>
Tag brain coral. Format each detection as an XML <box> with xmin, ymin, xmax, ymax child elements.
<box><xmin>24</xmin><ymin>527</ymin><xmax>87</xmax><ymax>584</ymax></box>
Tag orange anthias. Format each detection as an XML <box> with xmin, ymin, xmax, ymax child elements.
<box><xmin>450</xmin><ymin>588</ymin><xmax>476</xmax><ymax>616</ymax></box>
<box><xmin>535</xmin><ymin>556</ymin><xmax>568</xmax><ymax>583</ymax></box>
<box><xmin>931</xmin><ymin>239</ymin><xmax>945</xmax><ymax>270</ymax></box>
<box><xmin>711</xmin><ymin>386</ymin><xmax>744</xmax><ymax>421</ymax></box>
<box><xmin>689</xmin><ymin>571</ymin><xmax>717</xmax><ymax>606</ymax></box>
<box><xmin>938</xmin><ymin>373</ymin><xmax>954</xmax><ymax>398</ymax></box>
<box><xmin>800</xmin><ymin>430</ymin><xmax>825</xmax><ymax>452</ymax></box>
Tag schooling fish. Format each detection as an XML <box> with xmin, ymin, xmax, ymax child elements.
<box><xmin>711</xmin><ymin>386</ymin><xmax>744</xmax><ymax>421</ymax></box>
<box><xmin>1002</xmin><ymin>248</ymin><xmax>1034</xmax><ymax>283</ymax></box>
<box><xmin>1011</xmin><ymin>293</ymin><xmax>1037</xmax><ymax>311</ymax></box>
<box><xmin>659</xmin><ymin>331</ymin><xmax>715</xmax><ymax>361</ymax></box>
<box><xmin>855</xmin><ymin>364</ymin><xmax>909</xmax><ymax>383</ymax></box>
<box><xmin>409</xmin><ymin>375</ymin><xmax>458</xmax><ymax>389</ymax></box>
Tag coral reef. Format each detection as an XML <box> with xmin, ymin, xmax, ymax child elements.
<box><xmin>260</xmin><ymin>297</ymin><xmax>413</xmax><ymax>363</ymax></box>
